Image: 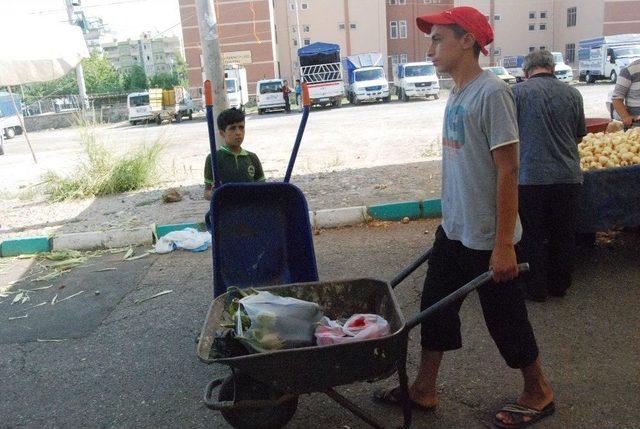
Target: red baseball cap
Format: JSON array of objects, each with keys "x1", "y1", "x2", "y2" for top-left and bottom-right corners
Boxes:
[{"x1": 416, "y1": 6, "x2": 494, "y2": 56}]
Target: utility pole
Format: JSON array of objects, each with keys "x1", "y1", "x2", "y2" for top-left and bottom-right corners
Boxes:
[
  {"x1": 63, "y1": 0, "x2": 89, "y2": 116},
  {"x1": 489, "y1": 0, "x2": 495, "y2": 66},
  {"x1": 196, "y1": 0, "x2": 229, "y2": 143}
]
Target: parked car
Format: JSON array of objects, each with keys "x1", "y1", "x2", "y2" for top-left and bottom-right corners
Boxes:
[
  {"x1": 483, "y1": 66, "x2": 517, "y2": 85},
  {"x1": 256, "y1": 79, "x2": 286, "y2": 115}
]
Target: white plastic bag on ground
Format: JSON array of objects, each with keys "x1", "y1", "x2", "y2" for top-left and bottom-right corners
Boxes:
[
  {"x1": 315, "y1": 314, "x2": 390, "y2": 346},
  {"x1": 236, "y1": 291, "x2": 323, "y2": 352},
  {"x1": 154, "y1": 228, "x2": 211, "y2": 254}
]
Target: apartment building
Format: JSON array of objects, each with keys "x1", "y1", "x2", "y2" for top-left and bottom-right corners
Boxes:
[
  {"x1": 274, "y1": 0, "x2": 388, "y2": 83},
  {"x1": 178, "y1": 0, "x2": 278, "y2": 98},
  {"x1": 385, "y1": 0, "x2": 453, "y2": 76},
  {"x1": 102, "y1": 33, "x2": 182, "y2": 76},
  {"x1": 455, "y1": 0, "x2": 640, "y2": 66}
]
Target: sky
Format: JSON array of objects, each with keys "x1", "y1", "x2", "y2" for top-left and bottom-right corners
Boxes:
[{"x1": 4, "y1": 0, "x2": 182, "y2": 41}]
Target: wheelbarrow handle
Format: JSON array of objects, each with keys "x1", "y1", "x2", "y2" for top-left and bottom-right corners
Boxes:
[
  {"x1": 405, "y1": 263, "x2": 529, "y2": 331},
  {"x1": 204, "y1": 378, "x2": 236, "y2": 410},
  {"x1": 389, "y1": 248, "x2": 433, "y2": 289},
  {"x1": 204, "y1": 80, "x2": 220, "y2": 188}
]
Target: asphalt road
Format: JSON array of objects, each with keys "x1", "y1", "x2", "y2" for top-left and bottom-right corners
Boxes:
[{"x1": 1, "y1": 220, "x2": 638, "y2": 428}]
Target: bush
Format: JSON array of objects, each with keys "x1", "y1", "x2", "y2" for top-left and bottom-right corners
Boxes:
[{"x1": 43, "y1": 126, "x2": 163, "y2": 201}]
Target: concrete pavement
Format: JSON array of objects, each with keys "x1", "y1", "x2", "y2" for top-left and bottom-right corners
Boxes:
[{"x1": 1, "y1": 220, "x2": 638, "y2": 428}]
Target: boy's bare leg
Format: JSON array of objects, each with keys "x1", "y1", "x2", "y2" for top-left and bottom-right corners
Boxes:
[
  {"x1": 409, "y1": 350, "x2": 443, "y2": 407},
  {"x1": 495, "y1": 357, "x2": 554, "y2": 425}
]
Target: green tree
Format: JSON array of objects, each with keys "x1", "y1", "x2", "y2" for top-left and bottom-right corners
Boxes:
[
  {"x1": 173, "y1": 53, "x2": 189, "y2": 88},
  {"x1": 81, "y1": 50, "x2": 122, "y2": 94},
  {"x1": 149, "y1": 72, "x2": 179, "y2": 90},
  {"x1": 122, "y1": 65, "x2": 148, "y2": 91}
]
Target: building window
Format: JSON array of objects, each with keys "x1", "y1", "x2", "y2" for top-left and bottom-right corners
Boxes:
[
  {"x1": 350, "y1": 23, "x2": 357, "y2": 29},
  {"x1": 293, "y1": 39, "x2": 298, "y2": 46},
  {"x1": 566, "y1": 43, "x2": 576, "y2": 63},
  {"x1": 399, "y1": 20, "x2": 408, "y2": 38},
  {"x1": 529, "y1": 46, "x2": 535, "y2": 52},
  {"x1": 400, "y1": 53, "x2": 408, "y2": 63},
  {"x1": 529, "y1": 11, "x2": 536, "y2": 19},
  {"x1": 303, "y1": 38, "x2": 311, "y2": 46},
  {"x1": 389, "y1": 0, "x2": 396, "y2": 4},
  {"x1": 292, "y1": 25, "x2": 297, "y2": 33},
  {"x1": 301, "y1": 2, "x2": 308, "y2": 10},
  {"x1": 567, "y1": 7, "x2": 576, "y2": 27},
  {"x1": 398, "y1": 0, "x2": 406, "y2": 4},
  {"x1": 390, "y1": 21, "x2": 398, "y2": 39},
  {"x1": 494, "y1": 15, "x2": 501, "y2": 21},
  {"x1": 493, "y1": 47, "x2": 502, "y2": 56},
  {"x1": 289, "y1": 2, "x2": 295, "y2": 11},
  {"x1": 303, "y1": 25, "x2": 310, "y2": 32},
  {"x1": 338, "y1": 23, "x2": 345, "y2": 30},
  {"x1": 540, "y1": 11, "x2": 547, "y2": 19},
  {"x1": 390, "y1": 54, "x2": 398, "y2": 65},
  {"x1": 528, "y1": 24, "x2": 535, "y2": 31},
  {"x1": 539, "y1": 23, "x2": 547, "y2": 30},
  {"x1": 540, "y1": 46, "x2": 546, "y2": 50}
]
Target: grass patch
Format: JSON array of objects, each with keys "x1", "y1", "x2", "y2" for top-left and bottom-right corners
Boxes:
[{"x1": 42, "y1": 125, "x2": 163, "y2": 201}]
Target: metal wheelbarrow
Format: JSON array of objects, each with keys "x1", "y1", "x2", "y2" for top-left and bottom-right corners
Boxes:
[
  {"x1": 203, "y1": 81, "x2": 318, "y2": 297},
  {"x1": 196, "y1": 247, "x2": 529, "y2": 428}
]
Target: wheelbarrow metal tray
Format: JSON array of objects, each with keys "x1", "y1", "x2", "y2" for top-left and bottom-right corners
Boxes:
[
  {"x1": 210, "y1": 182, "x2": 319, "y2": 296},
  {"x1": 197, "y1": 278, "x2": 406, "y2": 395}
]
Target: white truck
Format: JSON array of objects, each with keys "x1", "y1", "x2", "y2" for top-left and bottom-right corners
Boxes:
[
  {"x1": 579, "y1": 34, "x2": 640, "y2": 84},
  {"x1": 551, "y1": 52, "x2": 574, "y2": 83},
  {"x1": 0, "y1": 91, "x2": 23, "y2": 139},
  {"x1": 394, "y1": 62, "x2": 440, "y2": 101},
  {"x1": 128, "y1": 86, "x2": 196, "y2": 125},
  {"x1": 297, "y1": 42, "x2": 345, "y2": 108},
  {"x1": 343, "y1": 53, "x2": 390, "y2": 105},
  {"x1": 502, "y1": 55, "x2": 526, "y2": 82},
  {"x1": 225, "y1": 64, "x2": 249, "y2": 111}
]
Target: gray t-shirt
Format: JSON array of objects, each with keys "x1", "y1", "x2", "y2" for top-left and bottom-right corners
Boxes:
[
  {"x1": 612, "y1": 58, "x2": 640, "y2": 117},
  {"x1": 441, "y1": 70, "x2": 522, "y2": 251},
  {"x1": 512, "y1": 74, "x2": 586, "y2": 185}
]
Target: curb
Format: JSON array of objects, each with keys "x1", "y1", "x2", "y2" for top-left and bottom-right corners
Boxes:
[{"x1": 0, "y1": 198, "x2": 442, "y2": 256}]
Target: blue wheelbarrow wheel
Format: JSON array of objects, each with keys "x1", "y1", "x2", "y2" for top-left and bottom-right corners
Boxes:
[{"x1": 219, "y1": 374, "x2": 298, "y2": 429}]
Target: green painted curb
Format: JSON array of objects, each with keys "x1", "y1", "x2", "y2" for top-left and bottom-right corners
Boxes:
[
  {"x1": 0, "y1": 236, "x2": 51, "y2": 257},
  {"x1": 368, "y1": 201, "x2": 422, "y2": 221},
  {"x1": 422, "y1": 198, "x2": 442, "y2": 218},
  {"x1": 155, "y1": 222, "x2": 205, "y2": 239},
  {"x1": 367, "y1": 199, "x2": 442, "y2": 221}
]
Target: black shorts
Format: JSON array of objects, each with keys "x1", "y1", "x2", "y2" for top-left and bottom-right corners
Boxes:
[{"x1": 420, "y1": 226, "x2": 539, "y2": 369}]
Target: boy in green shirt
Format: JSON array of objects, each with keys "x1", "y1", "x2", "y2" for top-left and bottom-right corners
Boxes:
[{"x1": 203, "y1": 107, "x2": 265, "y2": 201}]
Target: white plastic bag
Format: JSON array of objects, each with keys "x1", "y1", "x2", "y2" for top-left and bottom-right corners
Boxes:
[
  {"x1": 154, "y1": 228, "x2": 211, "y2": 254},
  {"x1": 236, "y1": 291, "x2": 323, "y2": 352},
  {"x1": 315, "y1": 314, "x2": 390, "y2": 346}
]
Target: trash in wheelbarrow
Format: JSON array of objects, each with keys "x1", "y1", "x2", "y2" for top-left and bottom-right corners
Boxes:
[{"x1": 235, "y1": 290, "x2": 323, "y2": 352}]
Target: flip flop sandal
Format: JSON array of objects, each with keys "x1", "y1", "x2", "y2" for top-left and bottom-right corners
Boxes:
[
  {"x1": 492, "y1": 401, "x2": 556, "y2": 429},
  {"x1": 373, "y1": 386, "x2": 437, "y2": 412}
]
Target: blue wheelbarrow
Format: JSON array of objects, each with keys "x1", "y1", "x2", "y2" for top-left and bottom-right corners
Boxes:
[{"x1": 203, "y1": 81, "x2": 318, "y2": 297}]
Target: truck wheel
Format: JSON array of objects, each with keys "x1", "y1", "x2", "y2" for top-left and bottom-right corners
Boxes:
[
  {"x1": 176, "y1": 114, "x2": 182, "y2": 123},
  {"x1": 129, "y1": 120, "x2": 137, "y2": 126},
  {"x1": 384, "y1": 94, "x2": 391, "y2": 103},
  {"x1": 258, "y1": 108, "x2": 264, "y2": 115},
  {"x1": 352, "y1": 95, "x2": 359, "y2": 106},
  {"x1": 4, "y1": 127, "x2": 15, "y2": 139},
  {"x1": 610, "y1": 70, "x2": 617, "y2": 84},
  {"x1": 155, "y1": 116, "x2": 162, "y2": 125},
  {"x1": 333, "y1": 98, "x2": 342, "y2": 108},
  {"x1": 586, "y1": 72, "x2": 594, "y2": 84},
  {"x1": 188, "y1": 110, "x2": 194, "y2": 120}
]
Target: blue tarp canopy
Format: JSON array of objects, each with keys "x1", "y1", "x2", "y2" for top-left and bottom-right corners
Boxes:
[{"x1": 297, "y1": 42, "x2": 340, "y2": 57}]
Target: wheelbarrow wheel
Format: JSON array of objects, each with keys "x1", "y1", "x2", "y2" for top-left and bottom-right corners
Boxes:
[{"x1": 219, "y1": 374, "x2": 298, "y2": 429}]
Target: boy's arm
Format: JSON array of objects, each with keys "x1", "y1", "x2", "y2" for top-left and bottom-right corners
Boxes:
[
  {"x1": 483, "y1": 88, "x2": 520, "y2": 283},
  {"x1": 491, "y1": 144, "x2": 519, "y2": 283},
  {"x1": 253, "y1": 155, "x2": 266, "y2": 182},
  {"x1": 612, "y1": 67, "x2": 635, "y2": 126}
]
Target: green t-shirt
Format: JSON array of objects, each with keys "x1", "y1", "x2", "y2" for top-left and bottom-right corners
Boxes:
[{"x1": 204, "y1": 146, "x2": 266, "y2": 186}]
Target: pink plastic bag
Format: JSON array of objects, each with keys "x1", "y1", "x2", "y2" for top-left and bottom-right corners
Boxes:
[{"x1": 315, "y1": 314, "x2": 390, "y2": 346}]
